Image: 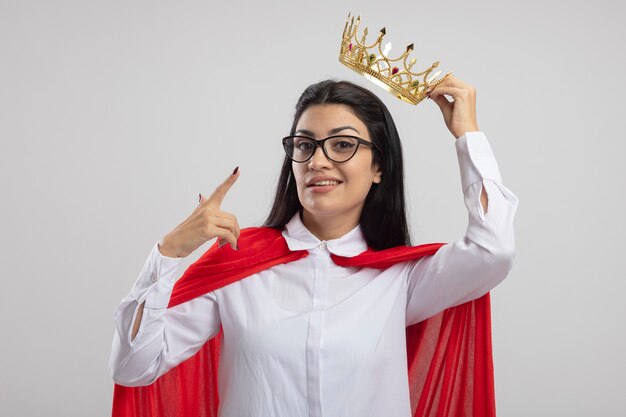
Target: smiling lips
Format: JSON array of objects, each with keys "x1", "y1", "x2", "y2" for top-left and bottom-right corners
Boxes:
[
  {"x1": 309, "y1": 180, "x2": 341, "y2": 187},
  {"x1": 306, "y1": 177, "x2": 343, "y2": 187},
  {"x1": 305, "y1": 178, "x2": 343, "y2": 194}
]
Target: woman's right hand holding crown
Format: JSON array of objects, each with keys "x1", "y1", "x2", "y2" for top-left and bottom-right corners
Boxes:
[{"x1": 158, "y1": 167, "x2": 241, "y2": 258}]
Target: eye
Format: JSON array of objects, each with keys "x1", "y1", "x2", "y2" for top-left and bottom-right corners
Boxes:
[
  {"x1": 336, "y1": 140, "x2": 355, "y2": 149},
  {"x1": 329, "y1": 137, "x2": 358, "y2": 152},
  {"x1": 295, "y1": 140, "x2": 314, "y2": 151}
]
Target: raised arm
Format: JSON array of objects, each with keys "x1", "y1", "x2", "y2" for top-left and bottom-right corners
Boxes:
[
  {"x1": 405, "y1": 77, "x2": 518, "y2": 325},
  {"x1": 405, "y1": 131, "x2": 518, "y2": 325},
  {"x1": 109, "y1": 168, "x2": 242, "y2": 386}
]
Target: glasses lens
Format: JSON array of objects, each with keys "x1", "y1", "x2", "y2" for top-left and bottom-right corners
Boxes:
[
  {"x1": 283, "y1": 136, "x2": 362, "y2": 162},
  {"x1": 284, "y1": 136, "x2": 316, "y2": 162},
  {"x1": 324, "y1": 136, "x2": 359, "y2": 162}
]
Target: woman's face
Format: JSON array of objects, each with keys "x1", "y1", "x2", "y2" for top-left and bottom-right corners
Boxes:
[{"x1": 292, "y1": 104, "x2": 382, "y2": 227}]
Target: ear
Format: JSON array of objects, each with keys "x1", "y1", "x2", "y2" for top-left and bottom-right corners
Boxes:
[{"x1": 372, "y1": 163, "x2": 382, "y2": 184}]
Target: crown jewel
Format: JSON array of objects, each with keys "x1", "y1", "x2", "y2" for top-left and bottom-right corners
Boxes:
[{"x1": 339, "y1": 13, "x2": 452, "y2": 105}]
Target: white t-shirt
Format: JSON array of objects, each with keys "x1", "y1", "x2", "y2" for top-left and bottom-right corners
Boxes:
[{"x1": 109, "y1": 132, "x2": 519, "y2": 417}]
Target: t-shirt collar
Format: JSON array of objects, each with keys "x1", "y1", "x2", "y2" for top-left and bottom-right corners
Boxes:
[{"x1": 282, "y1": 211, "x2": 368, "y2": 257}]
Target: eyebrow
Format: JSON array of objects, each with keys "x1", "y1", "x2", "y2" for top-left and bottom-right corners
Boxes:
[{"x1": 295, "y1": 125, "x2": 361, "y2": 137}]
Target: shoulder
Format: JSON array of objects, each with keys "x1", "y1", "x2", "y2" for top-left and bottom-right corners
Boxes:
[
  {"x1": 333, "y1": 242, "x2": 445, "y2": 269},
  {"x1": 236, "y1": 226, "x2": 285, "y2": 247},
  {"x1": 207, "y1": 225, "x2": 301, "y2": 261}
]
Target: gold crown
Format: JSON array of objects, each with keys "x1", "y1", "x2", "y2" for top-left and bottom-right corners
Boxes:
[{"x1": 339, "y1": 13, "x2": 452, "y2": 105}]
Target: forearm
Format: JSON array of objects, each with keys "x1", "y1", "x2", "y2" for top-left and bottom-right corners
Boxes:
[
  {"x1": 131, "y1": 302, "x2": 145, "y2": 341},
  {"x1": 480, "y1": 183, "x2": 488, "y2": 213}
]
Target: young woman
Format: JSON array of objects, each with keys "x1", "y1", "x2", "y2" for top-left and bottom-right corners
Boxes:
[{"x1": 109, "y1": 76, "x2": 518, "y2": 417}]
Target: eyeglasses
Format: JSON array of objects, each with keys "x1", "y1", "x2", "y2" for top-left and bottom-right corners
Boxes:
[{"x1": 282, "y1": 135, "x2": 377, "y2": 163}]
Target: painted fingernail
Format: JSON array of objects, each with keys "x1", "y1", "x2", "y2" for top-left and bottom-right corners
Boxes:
[
  {"x1": 232, "y1": 166, "x2": 239, "y2": 175},
  {"x1": 199, "y1": 193, "x2": 202, "y2": 202},
  {"x1": 236, "y1": 244, "x2": 240, "y2": 251},
  {"x1": 218, "y1": 238, "x2": 227, "y2": 247}
]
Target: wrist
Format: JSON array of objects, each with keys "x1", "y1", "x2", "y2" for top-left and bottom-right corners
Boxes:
[
  {"x1": 454, "y1": 126, "x2": 480, "y2": 140},
  {"x1": 158, "y1": 237, "x2": 182, "y2": 258}
]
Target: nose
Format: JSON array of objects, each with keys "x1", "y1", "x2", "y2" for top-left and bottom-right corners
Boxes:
[{"x1": 308, "y1": 144, "x2": 333, "y2": 170}]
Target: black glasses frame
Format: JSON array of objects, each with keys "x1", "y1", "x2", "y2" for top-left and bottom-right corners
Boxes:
[{"x1": 282, "y1": 134, "x2": 377, "y2": 163}]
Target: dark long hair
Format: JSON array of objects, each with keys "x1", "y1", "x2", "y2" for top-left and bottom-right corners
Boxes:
[{"x1": 263, "y1": 79, "x2": 411, "y2": 250}]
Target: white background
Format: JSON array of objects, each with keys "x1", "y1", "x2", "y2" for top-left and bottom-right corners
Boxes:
[{"x1": 1, "y1": 0, "x2": 624, "y2": 416}]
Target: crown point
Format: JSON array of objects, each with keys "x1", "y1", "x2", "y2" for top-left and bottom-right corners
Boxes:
[
  {"x1": 433, "y1": 61, "x2": 440, "y2": 68},
  {"x1": 410, "y1": 58, "x2": 417, "y2": 66},
  {"x1": 363, "y1": 27, "x2": 368, "y2": 36},
  {"x1": 380, "y1": 27, "x2": 386, "y2": 35},
  {"x1": 426, "y1": 70, "x2": 442, "y2": 83},
  {"x1": 407, "y1": 43, "x2": 414, "y2": 51}
]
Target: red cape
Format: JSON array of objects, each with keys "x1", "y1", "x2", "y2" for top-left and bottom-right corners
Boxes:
[{"x1": 112, "y1": 227, "x2": 495, "y2": 417}]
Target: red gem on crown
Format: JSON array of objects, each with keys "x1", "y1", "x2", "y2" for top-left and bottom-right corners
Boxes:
[{"x1": 391, "y1": 67, "x2": 399, "y2": 75}]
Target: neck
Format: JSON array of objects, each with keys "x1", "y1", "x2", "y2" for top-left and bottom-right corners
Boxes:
[{"x1": 300, "y1": 209, "x2": 361, "y2": 241}]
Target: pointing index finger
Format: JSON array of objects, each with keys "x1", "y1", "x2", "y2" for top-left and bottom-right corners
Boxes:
[{"x1": 206, "y1": 167, "x2": 240, "y2": 208}]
